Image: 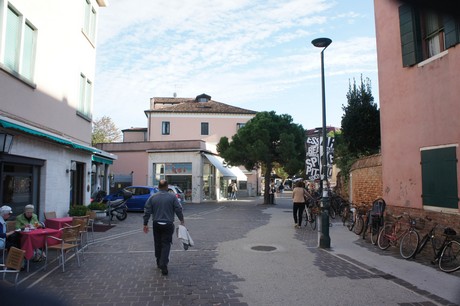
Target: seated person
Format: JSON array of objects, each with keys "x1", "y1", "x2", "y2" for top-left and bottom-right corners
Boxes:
[
  {"x1": 0, "y1": 205, "x2": 20, "y2": 251},
  {"x1": 15, "y1": 204, "x2": 45, "y2": 261},
  {"x1": 15, "y1": 204, "x2": 42, "y2": 230}
]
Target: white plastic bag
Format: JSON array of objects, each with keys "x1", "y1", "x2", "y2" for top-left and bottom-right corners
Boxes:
[{"x1": 176, "y1": 224, "x2": 194, "y2": 250}]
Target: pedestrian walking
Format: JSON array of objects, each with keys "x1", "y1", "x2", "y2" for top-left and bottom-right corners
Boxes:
[
  {"x1": 292, "y1": 181, "x2": 309, "y2": 228},
  {"x1": 143, "y1": 180, "x2": 184, "y2": 276},
  {"x1": 269, "y1": 182, "x2": 276, "y2": 204},
  {"x1": 231, "y1": 182, "x2": 238, "y2": 200},
  {"x1": 227, "y1": 184, "x2": 233, "y2": 200}
]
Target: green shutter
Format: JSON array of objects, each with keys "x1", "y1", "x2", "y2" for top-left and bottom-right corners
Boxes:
[
  {"x1": 399, "y1": 4, "x2": 422, "y2": 67},
  {"x1": 444, "y1": 15, "x2": 460, "y2": 49},
  {"x1": 421, "y1": 147, "x2": 458, "y2": 209}
]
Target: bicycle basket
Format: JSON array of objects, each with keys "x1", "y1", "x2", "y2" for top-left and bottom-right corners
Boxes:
[
  {"x1": 414, "y1": 218, "x2": 425, "y2": 230},
  {"x1": 444, "y1": 227, "x2": 457, "y2": 236}
]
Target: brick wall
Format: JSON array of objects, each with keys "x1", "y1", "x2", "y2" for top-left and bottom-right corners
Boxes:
[
  {"x1": 348, "y1": 154, "x2": 460, "y2": 243},
  {"x1": 350, "y1": 154, "x2": 383, "y2": 204}
]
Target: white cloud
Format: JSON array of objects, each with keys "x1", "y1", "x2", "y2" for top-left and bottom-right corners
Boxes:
[{"x1": 93, "y1": 0, "x2": 378, "y2": 130}]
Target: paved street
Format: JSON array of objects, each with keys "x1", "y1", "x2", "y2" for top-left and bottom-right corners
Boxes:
[{"x1": 11, "y1": 193, "x2": 460, "y2": 306}]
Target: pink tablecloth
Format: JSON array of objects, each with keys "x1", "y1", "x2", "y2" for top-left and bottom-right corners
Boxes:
[
  {"x1": 20, "y1": 228, "x2": 61, "y2": 260},
  {"x1": 45, "y1": 217, "x2": 73, "y2": 229}
]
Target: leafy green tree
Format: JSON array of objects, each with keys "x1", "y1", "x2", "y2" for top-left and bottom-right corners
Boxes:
[
  {"x1": 92, "y1": 116, "x2": 121, "y2": 145},
  {"x1": 336, "y1": 76, "x2": 380, "y2": 182},
  {"x1": 217, "y1": 111, "x2": 305, "y2": 204}
]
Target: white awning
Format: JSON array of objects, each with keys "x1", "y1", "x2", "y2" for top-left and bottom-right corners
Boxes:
[{"x1": 203, "y1": 154, "x2": 247, "y2": 181}]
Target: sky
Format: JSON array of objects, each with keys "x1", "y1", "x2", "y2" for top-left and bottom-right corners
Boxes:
[{"x1": 93, "y1": 0, "x2": 378, "y2": 132}]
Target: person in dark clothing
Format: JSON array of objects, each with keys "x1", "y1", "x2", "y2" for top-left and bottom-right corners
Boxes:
[
  {"x1": 227, "y1": 184, "x2": 233, "y2": 200},
  {"x1": 143, "y1": 180, "x2": 184, "y2": 276}
]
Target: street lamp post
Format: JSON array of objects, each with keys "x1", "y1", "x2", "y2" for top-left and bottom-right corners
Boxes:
[{"x1": 312, "y1": 37, "x2": 332, "y2": 249}]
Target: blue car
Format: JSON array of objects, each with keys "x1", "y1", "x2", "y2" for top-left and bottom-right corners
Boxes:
[{"x1": 104, "y1": 186, "x2": 158, "y2": 211}]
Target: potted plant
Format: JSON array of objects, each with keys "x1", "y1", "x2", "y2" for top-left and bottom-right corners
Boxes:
[
  {"x1": 68, "y1": 205, "x2": 90, "y2": 217},
  {"x1": 88, "y1": 201, "x2": 107, "y2": 219}
]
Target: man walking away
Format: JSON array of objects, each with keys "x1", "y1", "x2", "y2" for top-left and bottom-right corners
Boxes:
[{"x1": 143, "y1": 180, "x2": 184, "y2": 276}]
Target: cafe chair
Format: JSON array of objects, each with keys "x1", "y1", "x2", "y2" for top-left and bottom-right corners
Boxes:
[
  {"x1": 1, "y1": 221, "x2": 17, "y2": 264},
  {"x1": 0, "y1": 239, "x2": 5, "y2": 264},
  {"x1": 44, "y1": 211, "x2": 57, "y2": 220},
  {"x1": 45, "y1": 225, "x2": 81, "y2": 272},
  {"x1": 87, "y1": 211, "x2": 96, "y2": 243},
  {"x1": 0, "y1": 247, "x2": 25, "y2": 287},
  {"x1": 72, "y1": 216, "x2": 89, "y2": 252},
  {"x1": 6, "y1": 221, "x2": 16, "y2": 232}
]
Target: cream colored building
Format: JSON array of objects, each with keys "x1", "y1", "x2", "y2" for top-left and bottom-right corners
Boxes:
[
  {"x1": 98, "y1": 94, "x2": 260, "y2": 203},
  {"x1": 0, "y1": 0, "x2": 114, "y2": 218}
]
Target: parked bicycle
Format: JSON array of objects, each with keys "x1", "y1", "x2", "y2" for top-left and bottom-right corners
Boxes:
[
  {"x1": 362, "y1": 197, "x2": 386, "y2": 245},
  {"x1": 330, "y1": 193, "x2": 349, "y2": 218},
  {"x1": 411, "y1": 217, "x2": 442, "y2": 260},
  {"x1": 413, "y1": 222, "x2": 460, "y2": 273},
  {"x1": 437, "y1": 228, "x2": 460, "y2": 273},
  {"x1": 303, "y1": 200, "x2": 319, "y2": 230},
  {"x1": 344, "y1": 203, "x2": 369, "y2": 236},
  {"x1": 377, "y1": 213, "x2": 421, "y2": 259}
]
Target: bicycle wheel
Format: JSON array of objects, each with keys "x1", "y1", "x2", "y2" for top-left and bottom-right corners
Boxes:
[
  {"x1": 439, "y1": 240, "x2": 460, "y2": 273},
  {"x1": 345, "y1": 209, "x2": 354, "y2": 231},
  {"x1": 329, "y1": 207, "x2": 336, "y2": 219},
  {"x1": 378, "y1": 224, "x2": 392, "y2": 250},
  {"x1": 400, "y1": 230, "x2": 419, "y2": 259},
  {"x1": 370, "y1": 223, "x2": 380, "y2": 245},
  {"x1": 302, "y1": 208, "x2": 308, "y2": 227},
  {"x1": 353, "y1": 216, "x2": 364, "y2": 235},
  {"x1": 309, "y1": 211, "x2": 317, "y2": 230}
]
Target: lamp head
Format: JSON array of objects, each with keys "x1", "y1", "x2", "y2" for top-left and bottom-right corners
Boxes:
[{"x1": 311, "y1": 37, "x2": 332, "y2": 48}]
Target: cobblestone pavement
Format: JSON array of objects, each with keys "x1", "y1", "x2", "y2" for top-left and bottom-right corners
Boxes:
[{"x1": 10, "y1": 194, "x2": 460, "y2": 306}]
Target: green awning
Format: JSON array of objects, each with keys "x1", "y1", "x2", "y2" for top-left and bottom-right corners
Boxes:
[
  {"x1": 92, "y1": 155, "x2": 113, "y2": 165},
  {"x1": 0, "y1": 119, "x2": 98, "y2": 154}
]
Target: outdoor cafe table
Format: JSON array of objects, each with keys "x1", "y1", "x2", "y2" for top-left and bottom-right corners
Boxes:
[
  {"x1": 45, "y1": 217, "x2": 73, "y2": 230},
  {"x1": 20, "y1": 228, "x2": 61, "y2": 261}
]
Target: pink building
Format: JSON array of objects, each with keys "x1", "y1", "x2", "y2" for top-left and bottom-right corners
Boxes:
[
  {"x1": 98, "y1": 94, "x2": 260, "y2": 203},
  {"x1": 374, "y1": 1, "x2": 460, "y2": 215}
]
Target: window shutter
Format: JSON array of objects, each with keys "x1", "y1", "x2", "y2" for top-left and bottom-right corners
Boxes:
[
  {"x1": 421, "y1": 147, "x2": 458, "y2": 209},
  {"x1": 399, "y1": 4, "x2": 422, "y2": 67},
  {"x1": 444, "y1": 15, "x2": 460, "y2": 49}
]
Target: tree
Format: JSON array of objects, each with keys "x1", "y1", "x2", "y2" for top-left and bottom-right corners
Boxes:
[
  {"x1": 335, "y1": 76, "x2": 380, "y2": 182},
  {"x1": 217, "y1": 111, "x2": 305, "y2": 204},
  {"x1": 92, "y1": 116, "x2": 121, "y2": 145}
]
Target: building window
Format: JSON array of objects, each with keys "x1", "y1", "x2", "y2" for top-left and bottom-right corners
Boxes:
[
  {"x1": 83, "y1": 0, "x2": 97, "y2": 42},
  {"x1": 399, "y1": 4, "x2": 460, "y2": 66},
  {"x1": 162, "y1": 121, "x2": 170, "y2": 135},
  {"x1": 79, "y1": 73, "x2": 92, "y2": 119},
  {"x1": 424, "y1": 11, "x2": 444, "y2": 58},
  {"x1": 201, "y1": 122, "x2": 209, "y2": 135},
  {"x1": 237, "y1": 123, "x2": 245, "y2": 130},
  {"x1": 421, "y1": 146, "x2": 458, "y2": 209},
  {"x1": 2, "y1": 4, "x2": 37, "y2": 81}
]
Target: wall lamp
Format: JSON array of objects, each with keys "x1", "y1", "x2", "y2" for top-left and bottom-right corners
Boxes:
[{"x1": 0, "y1": 133, "x2": 14, "y2": 153}]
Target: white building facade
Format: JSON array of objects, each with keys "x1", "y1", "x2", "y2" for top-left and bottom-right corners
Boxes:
[{"x1": 0, "y1": 0, "x2": 114, "y2": 218}]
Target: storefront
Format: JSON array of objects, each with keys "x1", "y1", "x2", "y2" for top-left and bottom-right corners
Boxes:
[
  {"x1": 0, "y1": 117, "x2": 116, "y2": 218},
  {"x1": 149, "y1": 151, "x2": 247, "y2": 203}
]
